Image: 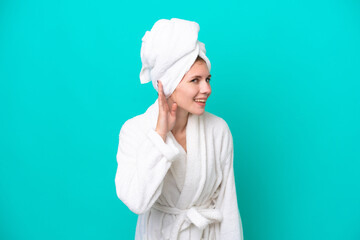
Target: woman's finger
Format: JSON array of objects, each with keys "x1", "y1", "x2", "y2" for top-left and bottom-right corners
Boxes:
[
  {"x1": 158, "y1": 80, "x2": 164, "y2": 109},
  {"x1": 158, "y1": 80, "x2": 168, "y2": 112},
  {"x1": 170, "y1": 102, "x2": 177, "y2": 118}
]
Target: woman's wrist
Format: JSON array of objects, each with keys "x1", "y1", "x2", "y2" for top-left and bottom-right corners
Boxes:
[{"x1": 155, "y1": 129, "x2": 167, "y2": 142}]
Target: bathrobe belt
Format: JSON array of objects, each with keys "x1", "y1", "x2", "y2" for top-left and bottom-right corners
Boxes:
[{"x1": 152, "y1": 202, "x2": 223, "y2": 240}]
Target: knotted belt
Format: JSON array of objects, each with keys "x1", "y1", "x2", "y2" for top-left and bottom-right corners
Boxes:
[{"x1": 152, "y1": 202, "x2": 223, "y2": 240}]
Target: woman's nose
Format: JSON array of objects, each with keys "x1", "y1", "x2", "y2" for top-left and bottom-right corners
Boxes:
[{"x1": 200, "y1": 81, "x2": 211, "y2": 94}]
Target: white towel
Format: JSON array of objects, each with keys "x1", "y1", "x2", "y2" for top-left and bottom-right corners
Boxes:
[{"x1": 139, "y1": 18, "x2": 211, "y2": 98}]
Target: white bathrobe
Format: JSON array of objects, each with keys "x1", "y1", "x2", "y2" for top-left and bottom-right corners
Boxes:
[{"x1": 115, "y1": 100, "x2": 243, "y2": 240}]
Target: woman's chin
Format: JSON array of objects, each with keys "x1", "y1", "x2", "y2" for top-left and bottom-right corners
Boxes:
[{"x1": 190, "y1": 109, "x2": 206, "y2": 115}]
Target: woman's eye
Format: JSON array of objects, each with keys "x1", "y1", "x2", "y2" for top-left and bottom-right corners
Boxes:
[
  {"x1": 191, "y1": 79, "x2": 198, "y2": 82},
  {"x1": 206, "y1": 78, "x2": 211, "y2": 82}
]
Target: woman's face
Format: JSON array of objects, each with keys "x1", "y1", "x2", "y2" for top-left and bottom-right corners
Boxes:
[{"x1": 169, "y1": 59, "x2": 212, "y2": 115}]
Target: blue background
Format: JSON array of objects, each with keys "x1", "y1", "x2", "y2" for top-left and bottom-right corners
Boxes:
[{"x1": 1, "y1": 0, "x2": 360, "y2": 239}]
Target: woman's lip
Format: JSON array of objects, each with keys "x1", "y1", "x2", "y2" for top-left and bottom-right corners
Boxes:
[
  {"x1": 195, "y1": 101, "x2": 206, "y2": 107},
  {"x1": 194, "y1": 97, "x2": 207, "y2": 107}
]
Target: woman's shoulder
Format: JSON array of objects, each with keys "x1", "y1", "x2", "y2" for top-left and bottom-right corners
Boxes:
[
  {"x1": 203, "y1": 112, "x2": 232, "y2": 137},
  {"x1": 203, "y1": 112, "x2": 233, "y2": 156},
  {"x1": 120, "y1": 101, "x2": 158, "y2": 133},
  {"x1": 121, "y1": 113, "x2": 151, "y2": 134},
  {"x1": 203, "y1": 112, "x2": 230, "y2": 130}
]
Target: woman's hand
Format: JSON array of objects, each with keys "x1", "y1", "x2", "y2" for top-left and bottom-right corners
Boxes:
[{"x1": 155, "y1": 80, "x2": 177, "y2": 141}]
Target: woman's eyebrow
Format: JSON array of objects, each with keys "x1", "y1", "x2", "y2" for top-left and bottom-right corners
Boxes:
[{"x1": 190, "y1": 74, "x2": 212, "y2": 78}]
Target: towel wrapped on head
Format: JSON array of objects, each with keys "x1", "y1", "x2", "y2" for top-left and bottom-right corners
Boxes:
[{"x1": 139, "y1": 18, "x2": 211, "y2": 98}]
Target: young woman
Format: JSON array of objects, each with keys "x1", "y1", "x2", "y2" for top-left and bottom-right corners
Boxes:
[{"x1": 115, "y1": 18, "x2": 244, "y2": 240}]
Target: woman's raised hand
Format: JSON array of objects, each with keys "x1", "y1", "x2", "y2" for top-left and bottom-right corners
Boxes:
[{"x1": 155, "y1": 80, "x2": 177, "y2": 141}]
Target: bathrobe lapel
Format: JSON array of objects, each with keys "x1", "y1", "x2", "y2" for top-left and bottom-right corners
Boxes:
[{"x1": 176, "y1": 113, "x2": 207, "y2": 209}]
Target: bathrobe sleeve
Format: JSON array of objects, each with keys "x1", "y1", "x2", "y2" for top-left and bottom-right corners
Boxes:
[
  {"x1": 217, "y1": 123, "x2": 244, "y2": 240},
  {"x1": 115, "y1": 118, "x2": 180, "y2": 214}
]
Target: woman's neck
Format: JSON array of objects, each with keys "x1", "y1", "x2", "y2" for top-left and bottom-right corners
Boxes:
[
  {"x1": 167, "y1": 97, "x2": 188, "y2": 135},
  {"x1": 172, "y1": 107, "x2": 189, "y2": 135}
]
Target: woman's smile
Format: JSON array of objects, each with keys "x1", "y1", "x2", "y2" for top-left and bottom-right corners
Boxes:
[{"x1": 194, "y1": 98, "x2": 207, "y2": 107}]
